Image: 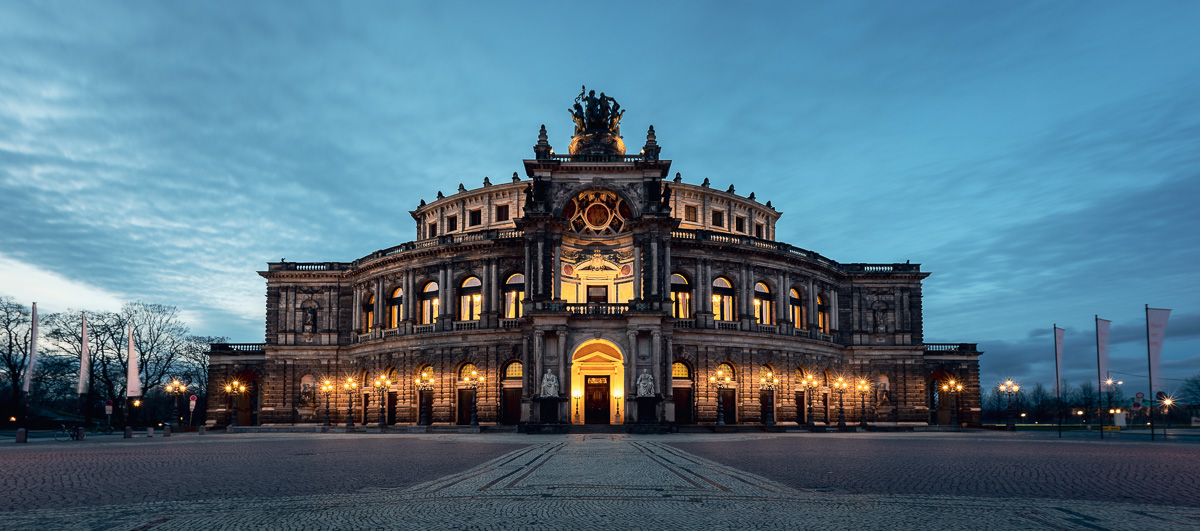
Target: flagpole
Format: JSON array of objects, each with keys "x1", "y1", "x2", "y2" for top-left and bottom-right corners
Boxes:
[
  {"x1": 1145, "y1": 304, "x2": 1155, "y2": 441},
  {"x1": 1096, "y1": 315, "x2": 1103, "y2": 440},
  {"x1": 1055, "y1": 323, "x2": 1061, "y2": 439},
  {"x1": 78, "y1": 312, "x2": 91, "y2": 427}
]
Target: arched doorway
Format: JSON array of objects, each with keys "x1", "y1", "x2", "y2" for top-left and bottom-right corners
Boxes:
[
  {"x1": 570, "y1": 339, "x2": 625, "y2": 425},
  {"x1": 927, "y1": 370, "x2": 953, "y2": 425},
  {"x1": 230, "y1": 370, "x2": 261, "y2": 426}
]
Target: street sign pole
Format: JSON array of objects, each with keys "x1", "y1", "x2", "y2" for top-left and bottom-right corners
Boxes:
[{"x1": 188, "y1": 395, "x2": 197, "y2": 427}]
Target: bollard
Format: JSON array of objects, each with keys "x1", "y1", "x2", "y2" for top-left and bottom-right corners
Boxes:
[
  {"x1": 15, "y1": 428, "x2": 27, "y2": 443},
  {"x1": 163, "y1": 425, "x2": 171, "y2": 437},
  {"x1": 146, "y1": 427, "x2": 154, "y2": 438},
  {"x1": 77, "y1": 427, "x2": 86, "y2": 440},
  {"x1": 124, "y1": 426, "x2": 133, "y2": 438},
  {"x1": 198, "y1": 426, "x2": 206, "y2": 435}
]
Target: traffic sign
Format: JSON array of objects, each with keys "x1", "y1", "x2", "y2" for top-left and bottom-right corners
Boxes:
[
  {"x1": 105, "y1": 404, "x2": 113, "y2": 415},
  {"x1": 104, "y1": 399, "x2": 113, "y2": 406},
  {"x1": 190, "y1": 395, "x2": 198, "y2": 401},
  {"x1": 1136, "y1": 392, "x2": 1145, "y2": 400},
  {"x1": 189, "y1": 400, "x2": 196, "y2": 411}
]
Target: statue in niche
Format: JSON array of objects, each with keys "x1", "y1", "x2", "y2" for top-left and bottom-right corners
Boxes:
[
  {"x1": 872, "y1": 301, "x2": 888, "y2": 333},
  {"x1": 636, "y1": 369, "x2": 654, "y2": 397},
  {"x1": 660, "y1": 182, "x2": 672, "y2": 210},
  {"x1": 540, "y1": 370, "x2": 559, "y2": 397},
  {"x1": 523, "y1": 183, "x2": 534, "y2": 209},
  {"x1": 303, "y1": 308, "x2": 316, "y2": 333}
]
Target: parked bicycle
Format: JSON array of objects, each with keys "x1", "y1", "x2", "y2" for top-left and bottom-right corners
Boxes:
[{"x1": 53, "y1": 424, "x2": 80, "y2": 442}]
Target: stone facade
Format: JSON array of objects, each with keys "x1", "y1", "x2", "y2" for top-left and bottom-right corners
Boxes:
[{"x1": 207, "y1": 106, "x2": 982, "y2": 430}]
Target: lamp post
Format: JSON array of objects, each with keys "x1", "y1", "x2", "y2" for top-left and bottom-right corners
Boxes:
[
  {"x1": 415, "y1": 371, "x2": 434, "y2": 426},
  {"x1": 709, "y1": 368, "x2": 733, "y2": 426},
  {"x1": 759, "y1": 371, "x2": 778, "y2": 426},
  {"x1": 1101, "y1": 378, "x2": 1121, "y2": 438},
  {"x1": 571, "y1": 389, "x2": 582, "y2": 423},
  {"x1": 941, "y1": 379, "x2": 963, "y2": 427},
  {"x1": 164, "y1": 379, "x2": 187, "y2": 427},
  {"x1": 1163, "y1": 398, "x2": 1173, "y2": 433},
  {"x1": 463, "y1": 370, "x2": 483, "y2": 426},
  {"x1": 224, "y1": 380, "x2": 245, "y2": 427},
  {"x1": 343, "y1": 377, "x2": 358, "y2": 428},
  {"x1": 832, "y1": 377, "x2": 848, "y2": 429},
  {"x1": 800, "y1": 374, "x2": 819, "y2": 431},
  {"x1": 373, "y1": 375, "x2": 392, "y2": 429},
  {"x1": 999, "y1": 380, "x2": 1019, "y2": 431},
  {"x1": 856, "y1": 378, "x2": 871, "y2": 430},
  {"x1": 613, "y1": 390, "x2": 623, "y2": 423},
  {"x1": 320, "y1": 380, "x2": 334, "y2": 427}
]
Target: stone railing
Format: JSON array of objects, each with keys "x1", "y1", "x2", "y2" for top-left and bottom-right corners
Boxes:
[
  {"x1": 670, "y1": 229, "x2": 921, "y2": 274},
  {"x1": 551, "y1": 154, "x2": 646, "y2": 163},
  {"x1": 500, "y1": 318, "x2": 524, "y2": 329},
  {"x1": 454, "y1": 321, "x2": 479, "y2": 331},
  {"x1": 564, "y1": 303, "x2": 629, "y2": 316},
  {"x1": 924, "y1": 343, "x2": 980, "y2": 353},
  {"x1": 413, "y1": 324, "x2": 436, "y2": 334},
  {"x1": 716, "y1": 321, "x2": 740, "y2": 331},
  {"x1": 268, "y1": 262, "x2": 350, "y2": 272},
  {"x1": 209, "y1": 343, "x2": 266, "y2": 354}
]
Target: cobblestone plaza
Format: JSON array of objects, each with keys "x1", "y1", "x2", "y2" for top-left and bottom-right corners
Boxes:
[{"x1": 2, "y1": 431, "x2": 1198, "y2": 530}]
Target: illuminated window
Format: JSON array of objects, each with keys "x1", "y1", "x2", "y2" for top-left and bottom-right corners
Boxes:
[
  {"x1": 496, "y1": 204, "x2": 510, "y2": 222},
  {"x1": 459, "y1": 363, "x2": 479, "y2": 381},
  {"x1": 684, "y1": 205, "x2": 697, "y2": 222},
  {"x1": 790, "y1": 288, "x2": 806, "y2": 329},
  {"x1": 361, "y1": 294, "x2": 375, "y2": 332},
  {"x1": 817, "y1": 294, "x2": 830, "y2": 334},
  {"x1": 459, "y1": 276, "x2": 482, "y2": 321},
  {"x1": 715, "y1": 362, "x2": 735, "y2": 382},
  {"x1": 753, "y1": 282, "x2": 773, "y2": 325},
  {"x1": 672, "y1": 362, "x2": 691, "y2": 379},
  {"x1": 419, "y1": 282, "x2": 439, "y2": 325},
  {"x1": 670, "y1": 274, "x2": 692, "y2": 319},
  {"x1": 504, "y1": 361, "x2": 523, "y2": 380},
  {"x1": 388, "y1": 287, "x2": 403, "y2": 328},
  {"x1": 503, "y1": 274, "x2": 525, "y2": 319},
  {"x1": 712, "y1": 277, "x2": 735, "y2": 322}
]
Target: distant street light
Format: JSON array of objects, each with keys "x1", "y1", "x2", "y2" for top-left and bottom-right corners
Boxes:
[
  {"x1": 999, "y1": 380, "x2": 1019, "y2": 431},
  {"x1": 710, "y1": 369, "x2": 733, "y2": 427},
  {"x1": 856, "y1": 379, "x2": 871, "y2": 429},
  {"x1": 320, "y1": 380, "x2": 334, "y2": 427},
  {"x1": 759, "y1": 371, "x2": 778, "y2": 426},
  {"x1": 832, "y1": 377, "x2": 849, "y2": 430},
  {"x1": 343, "y1": 377, "x2": 358, "y2": 428},
  {"x1": 941, "y1": 379, "x2": 963, "y2": 427},
  {"x1": 224, "y1": 380, "x2": 245, "y2": 427},
  {"x1": 373, "y1": 375, "x2": 392, "y2": 429},
  {"x1": 800, "y1": 374, "x2": 820, "y2": 431},
  {"x1": 416, "y1": 370, "x2": 435, "y2": 426},
  {"x1": 463, "y1": 370, "x2": 483, "y2": 427}
]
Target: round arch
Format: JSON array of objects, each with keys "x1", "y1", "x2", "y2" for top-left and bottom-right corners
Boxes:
[{"x1": 569, "y1": 338, "x2": 626, "y2": 425}]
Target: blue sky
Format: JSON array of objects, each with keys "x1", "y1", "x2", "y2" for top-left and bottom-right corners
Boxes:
[{"x1": 2, "y1": 1, "x2": 1198, "y2": 393}]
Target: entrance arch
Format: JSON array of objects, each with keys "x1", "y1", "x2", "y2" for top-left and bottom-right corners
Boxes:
[{"x1": 570, "y1": 339, "x2": 625, "y2": 425}]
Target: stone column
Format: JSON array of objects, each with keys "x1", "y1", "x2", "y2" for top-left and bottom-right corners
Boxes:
[
  {"x1": 633, "y1": 242, "x2": 642, "y2": 300},
  {"x1": 626, "y1": 330, "x2": 638, "y2": 403},
  {"x1": 651, "y1": 330, "x2": 663, "y2": 396}
]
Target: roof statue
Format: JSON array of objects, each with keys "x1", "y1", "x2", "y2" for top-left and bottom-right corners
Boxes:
[{"x1": 568, "y1": 85, "x2": 626, "y2": 156}]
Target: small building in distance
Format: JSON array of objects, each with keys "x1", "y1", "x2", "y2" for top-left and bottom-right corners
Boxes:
[{"x1": 208, "y1": 90, "x2": 981, "y2": 430}]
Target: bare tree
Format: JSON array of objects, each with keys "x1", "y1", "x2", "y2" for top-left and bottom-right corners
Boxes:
[
  {"x1": 0, "y1": 297, "x2": 33, "y2": 406},
  {"x1": 1029, "y1": 383, "x2": 1052, "y2": 423},
  {"x1": 125, "y1": 302, "x2": 189, "y2": 395}
]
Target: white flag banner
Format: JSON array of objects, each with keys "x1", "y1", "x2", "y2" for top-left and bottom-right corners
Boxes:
[
  {"x1": 1054, "y1": 326, "x2": 1065, "y2": 398},
  {"x1": 21, "y1": 302, "x2": 38, "y2": 393},
  {"x1": 1146, "y1": 307, "x2": 1170, "y2": 393},
  {"x1": 126, "y1": 323, "x2": 142, "y2": 397},
  {"x1": 1096, "y1": 317, "x2": 1111, "y2": 389},
  {"x1": 77, "y1": 312, "x2": 90, "y2": 395}
]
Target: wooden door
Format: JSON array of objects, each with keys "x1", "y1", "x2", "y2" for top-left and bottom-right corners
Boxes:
[
  {"x1": 386, "y1": 391, "x2": 397, "y2": 425},
  {"x1": 719, "y1": 389, "x2": 737, "y2": 424},
  {"x1": 673, "y1": 387, "x2": 693, "y2": 424},
  {"x1": 457, "y1": 389, "x2": 475, "y2": 425},
  {"x1": 418, "y1": 390, "x2": 432, "y2": 425},
  {"x1": 584, "y1": 376, "x2": 610, "y2": 424},
  {"x1": 501, "y1": 388, "x2": 522, "y2": 425}
]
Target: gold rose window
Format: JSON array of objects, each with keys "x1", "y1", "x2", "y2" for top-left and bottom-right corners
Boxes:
[{"x1": 562, "y1": 190, "x2": 632, "y2": 235}]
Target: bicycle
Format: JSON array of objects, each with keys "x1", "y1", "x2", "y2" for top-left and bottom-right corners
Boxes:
[{"x1": 53, "y1": 424, "x2": 80, "y2": 442}]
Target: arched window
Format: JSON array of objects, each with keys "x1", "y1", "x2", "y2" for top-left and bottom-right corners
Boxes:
[
  {"x1": 670, "y1": 274, "x2": 692, "y2": 319},
  {"x1": 712, "y1": 277, "x2": 736, "y2": 322},
  {"x1": 503, "y1": 361, "x2": 523, "y2": 380},
  {"x1": 760, "y1": 365, "x2": 777, "y2": 386},
  {"x1": 361, "y1": 294, "x2": 375, "y2": 332},
  {"x1": 459, "y1": 276, "x2": 482, "y2": 321},
  {"x1": 790, "y1": 288, "x2": 806, "y2": 329},
  {"x1": 419, "y1": 282, "x2": 439, "y2": 325},
  {"x1": 753, "y1": 282, "x2": 773, "y2": 325},
  {"x1": 388, "y1": 287, "x2": 403, "y2": 328},
  {"x1": 503, "y1": 274, "x2": 525, "y2": 319},
  {"x1": 459, "y1": 363, "x2": 479, "y2": 381},
  {"x1": 817, "y1": 294, "x2": 830, "y2": 334},
  {"x1": 714, "y1": 362, "x2": 735, "y2": 383},
  {"x1": 672, "y1": 361, "x2": 691, "y2": 379}
]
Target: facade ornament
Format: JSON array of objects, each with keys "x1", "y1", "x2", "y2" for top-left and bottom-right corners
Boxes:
[
  {"x1": 660, "y1": 182, "x2": 672, "y2": 211},
  {"x1": 458, "y1": 183, "x2": 467, "y2": 193},
  {"x1": 568, "y1": 86, "x2": 626, "y2": 155},
  {"x1": 437, "y1": 191, "x2": 444, "y2": 199},
  {"x1": 419, "y1": 199, "x2": 426, "y2": 207},
  {"x1": 534, "y1": 124, "x2": 553, "y2": 159},
  {"x1": 701, "y1": 178, "x2": 710, "y2": 188},
  {"x1": 512, "y1": 171, "x2": 520, "y2": 182},
  {"x1": 748, "y1": 192, "x2": 755, "y2": 201},
  {"x1": 637, "y1": 369, "x2": 654, "y2": 397},
  {"x1": 726, "y1": 184, "x2": 735, "y2": 194},
  {"x1": 674, "y1": 172, "x2": 682, "y2": 183},
  {"x1": 765, "y1": 200, "x2": 772, "y2": 209},
  {"x1": 641, "y1": 125, "x2": 660, "y2": 161},
  {"x1": 483, "y1": 176, "x2": 492, "y2": 187},
  {"x1": 540, "y1": 370, "x2": 560, "y2": 397}
]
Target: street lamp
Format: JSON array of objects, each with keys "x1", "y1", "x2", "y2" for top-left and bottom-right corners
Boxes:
[
  {"x1": 572, "y1": 389, "x2": 583, "y2": 423},
  {"x1": 709, "y1": 368, "x2": 733, "y2": 426},
  {"x1": 759, "y1": 371, "x2": 779, "y2": 426},
  {"x1": 343, "y1": 377, "x2": 358, "y2": 428},
  {"x1": 1163, "y1": 398, "x2": 1173, "y2": 431},
  {"x1": 372, "y1": 375, "x2": 392, "y2": 429},
  {"x1": 224, "y1": 380, "x2": 245, "y2": 427},
  {"x1": 320, "y1": 380, "x2": 334, "y2": 427},
  {"x1": 463, "y1": 370, "x2": 483, "y2": 426},
  {"x1": 415, "y1": 371, "x2": 435, "y2": 426},
  {"x1": 998, "y1": 380, "x2": 1020, "y2": 431},
  {"x1": 832, "y1": 377, "x2": 849, "y2": 429},
  {"x1": 1101, "y1": 378, "x2": 1122, "y2": 437},
  {"x1": 856, "y1": 378, "x2": 871, "y2": 429},
  {"x1": 940, "y1": 379, "x2": 964, "y2": 427},
  {"x1": 613, "y1": 390, "x2": 623, "y2": 423},
  {"x1": 800, "y1": 374, "x2": 820, "y2": 431},
  {"x1": 164, "y1": 379, "x2": 187, "y2": 427}
]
